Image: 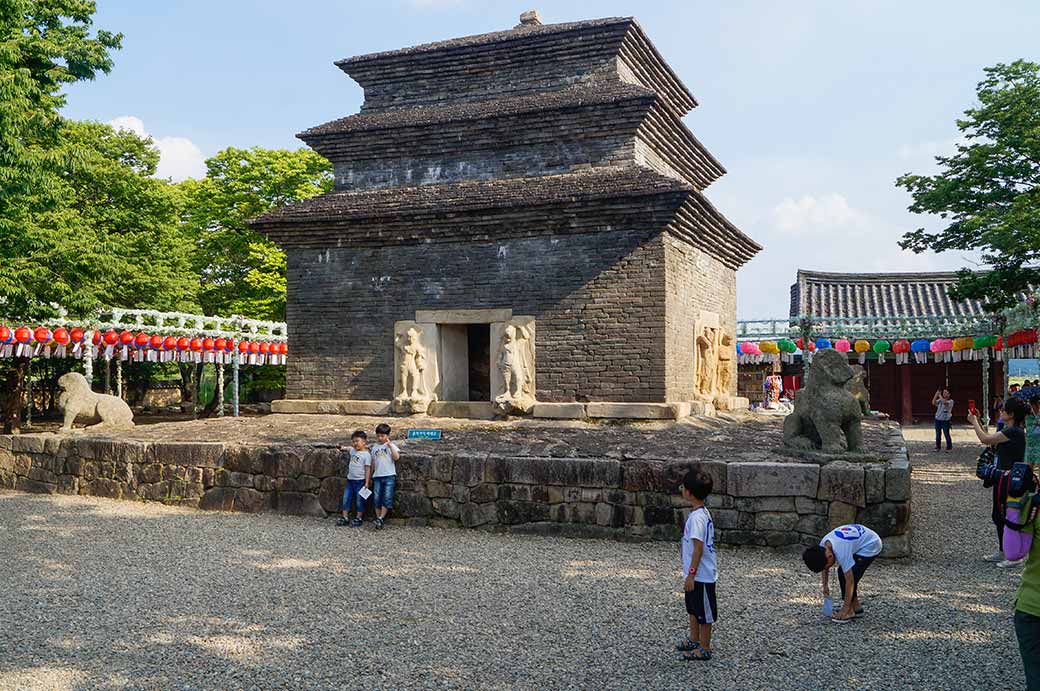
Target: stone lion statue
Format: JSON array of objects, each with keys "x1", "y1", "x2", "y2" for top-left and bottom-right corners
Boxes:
[
  {"x1": 57, "y1": 372, "x2": 134, "y2": 432},
  {"x1": 783, "y1": 349, "x2": 863, "y2": 453}
]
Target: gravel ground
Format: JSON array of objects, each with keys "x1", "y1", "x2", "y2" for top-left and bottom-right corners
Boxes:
[{"x1": 0, "y1": 426, "x2": 1027, "y2": 690}]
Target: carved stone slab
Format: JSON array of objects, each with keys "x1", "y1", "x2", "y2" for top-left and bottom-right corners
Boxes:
[
  {"x1": 490, "y1": 316, "x2": 536, "y2": 414},
  {"x1": 392, "y1": 320, "x2": 441, "y2": 413}
]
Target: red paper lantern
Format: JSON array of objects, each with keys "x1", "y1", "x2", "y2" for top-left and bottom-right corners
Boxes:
[
  {"x1": 189, "y1": 338, "x2": 203, "y2": 352},
  {"x1": 163, "y1": 336, "x2": 177, "y2": 350},
  {"x1": 995, "y1": 336, "x2": 1004, "y2": 351},
  {"x1": 176, "y1": 337, "x2": 190, "y2": 351},
  {"x1": 70, "y1": 327, "x2": 84, "y2": 343},
  {"x1": 52, "y1": 327, "x2": 70, "y2": 345},
  {"x1": 238, "y1": 340, "x2": 250, "y2": 353},
  {"x1": 892, "y1": 339, "x2": 911, "y2": 354},
  {"x1": 224, "y1": 339, "x2": 235, "y2": 352},
  {"x1": 119, "y1": 330, "x2": 135, "y2": 346},
  {"x1": 15, "y1": 327, "x2": 33, "y2": 343},
  {"x1": 214, "y1": 338, "x2": 227, "y2": 352},
  {"x1": 149, "y1": 334, "x2": 163, "y2": 349},
  {"x1": 202, "y1": 337, "x2": 215, "y2": 351},
  {"x1": 134, "y1": 332, "x2": 150, "y2": 348},
  {"x1": 33, "y1": 327, "x2": 52, "y2": 344},
  {"x1": 259, "y1": 342, "x2": 271, "y2": 354},
  {"x1": 278, "y1": 343, "x2": 288, "y2": 355},
  {"x1": 93, "y1": 331, "x2": 103, "y2": 345},
  {"x1": 0, "y1": 326, "x2": 11, "y2": 343},
  {"x1": 248, "y1": 342, "x2": 261, "y2": 354}
]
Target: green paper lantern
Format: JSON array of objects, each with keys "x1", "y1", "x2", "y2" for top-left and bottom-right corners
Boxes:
[
  {"x1": 777, "y1": 338, "x2": 797, "y2": 353},
  {"x1": 872, "y1": 340, "x2": 891, "y2": 353}
]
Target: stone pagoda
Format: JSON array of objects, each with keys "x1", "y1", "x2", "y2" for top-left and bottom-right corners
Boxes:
[{"x1": 252, "y1": 11, "x2": 761, "y2": 419}]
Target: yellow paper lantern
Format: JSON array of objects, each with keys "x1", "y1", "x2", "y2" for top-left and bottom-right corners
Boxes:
[
  {"x1": 953, "y1": 336, "x2": 974, "y2": 351},
  {"x1": 854, "y1": 339, "x2": 871, "y2": 354},
  {"x1": 760, "y1": 340, "x2": 780, "y2": 354}
]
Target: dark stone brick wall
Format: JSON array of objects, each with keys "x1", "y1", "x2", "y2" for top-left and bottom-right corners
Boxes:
[
  {"x1": 285, "y1": 230, "x2": 667, "y2": 402},
  {"x1": 333, "y1": 136, "x2": 635, "y2": 191},
  {"x1": 664, "y1": 234, "x2": 737, "y2": 401}
]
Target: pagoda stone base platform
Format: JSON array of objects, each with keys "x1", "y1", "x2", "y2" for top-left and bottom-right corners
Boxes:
[
  {"x1": 273, "y1": 398, "x2": 751, "y2": 421},
  {"x1": 0, "y1": 417, "x2": 911, "y2": 556}
]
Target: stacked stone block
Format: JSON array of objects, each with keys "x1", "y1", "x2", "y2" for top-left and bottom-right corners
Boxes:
[{"x1": 0, "y1": 427, "x2": 911, "y2": 557}]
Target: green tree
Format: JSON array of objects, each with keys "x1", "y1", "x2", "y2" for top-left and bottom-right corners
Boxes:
[
  {"x1": 180, "y1": 147, "x2": 332, "y2": 321},
  {"x1": 898, "y1": 60, "x2": 1040, "y2": 311},
  {"x1": 0, "y1": 1, "x2": 122, "y2": 432}
]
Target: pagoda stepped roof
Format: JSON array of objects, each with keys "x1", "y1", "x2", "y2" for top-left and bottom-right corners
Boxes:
[
  {"x1": 300, "y1": 82, "x2": 655, "y2": 137},
  {"x1": 251, "y1": 167, "x2": 761, "y2": 268},
  {"x1": 337, "y1": 16, "x2": 697, "y2": 119},
  {"x1": 299, "y1": 83, "x2": 726, "y2": 191}
]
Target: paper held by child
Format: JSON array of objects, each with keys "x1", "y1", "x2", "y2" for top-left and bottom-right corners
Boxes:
[
  {"x1": 358, "y1": 487, "x2": 373, "y2": 500},
  {"x1": 822, "y1": 596, "x2": 834, "y2": 617}
]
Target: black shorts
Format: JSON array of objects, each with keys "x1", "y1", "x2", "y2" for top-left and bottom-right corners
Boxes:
[{"x1": 684, "y1": 581, "x2": 718, "y2": 625}]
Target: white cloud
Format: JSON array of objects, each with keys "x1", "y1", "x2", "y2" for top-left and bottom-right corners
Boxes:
[
  {"x1": 770, "y1": 193, "x2": 869, "y2": 235},
  {"x1": 108, "y1": 115, "x2": 207, "y2": 181}
]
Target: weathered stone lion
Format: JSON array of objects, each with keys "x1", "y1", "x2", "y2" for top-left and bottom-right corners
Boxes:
[
  {"x1": 57, "y1": 372, "x2": 134, "y2": 432},
  {"x1": 783, "y1": 349, "x2": 863, "y2": 453}
]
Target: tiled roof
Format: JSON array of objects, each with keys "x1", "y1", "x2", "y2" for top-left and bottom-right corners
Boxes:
[{"x1": 789, "y1": 270, "x2": 991, "y2": 319}]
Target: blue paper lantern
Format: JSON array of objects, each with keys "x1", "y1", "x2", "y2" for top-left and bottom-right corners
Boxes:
[
  {"x1": 815, "y1": 338, "x2": 832, "y2": 350},
  {"x1": 910, "y1": 339, "x2": 930, "y2": 353}
]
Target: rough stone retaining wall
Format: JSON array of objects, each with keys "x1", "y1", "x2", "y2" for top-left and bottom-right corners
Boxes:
[{"x1": 0, "y1": 429, "x2": 911, "y2": 557}]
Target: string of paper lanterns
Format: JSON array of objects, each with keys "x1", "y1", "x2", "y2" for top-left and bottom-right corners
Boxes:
[
  {"x1": 0, "y1": 325, "x2": 288, "y2": 366},
  {"x1": 735, "y1": 330, "x2": 1034, "y2": 366}
]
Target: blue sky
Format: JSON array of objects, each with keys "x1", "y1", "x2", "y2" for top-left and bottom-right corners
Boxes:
[{"x1": 64, "y1": 1, "x2": 1040, "y2": 318}]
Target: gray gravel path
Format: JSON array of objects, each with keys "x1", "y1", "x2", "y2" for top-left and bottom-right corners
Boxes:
[{"x1": 0, "y1": 427, "x2": 1027, "y2": 690}]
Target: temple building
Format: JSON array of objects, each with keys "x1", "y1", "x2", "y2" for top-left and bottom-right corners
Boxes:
[
  {"x1": 252, "y1": 11, "x2": 760, "y2": 418},
  {"x1": 789, "y1": 270, "x2": 1005, "y2": 424}
]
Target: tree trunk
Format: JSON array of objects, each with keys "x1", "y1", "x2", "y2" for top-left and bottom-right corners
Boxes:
[{"x1": 1, "y1": 358, "x2": 30, "y2": 434}]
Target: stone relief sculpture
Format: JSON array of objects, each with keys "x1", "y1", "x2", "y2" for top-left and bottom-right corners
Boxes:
[
  {"x1": 57, "y1": 372, "x2": 134, "y2": 432},
  {"x1": 713, "y1": 332, "x2": 735, "y2": 407},
  {"x1": 695, "y1": 325, "x2": 718, "y2": 400},
  {"x1": 393, "y1": 325, "x2": 434, "y2": 413},
  {"x1": 493, "y1": 319, "x2": 536, "y2": 414},
  {"x1": 782, "y1": 349, "x2": 863, "y2": 453},
  {"x1": 845, "y1": 364, "x2": 871, "y2": 416}
]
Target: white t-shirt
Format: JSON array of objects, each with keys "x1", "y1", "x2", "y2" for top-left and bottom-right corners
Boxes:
[
  {"x1": 370, "y1": 441, "x2": 400, "y2": 478},
  {"x1": 935, "y1": 398, "x2": 954, "y2": 421},
  {"x1": 346, "y1": 449, "x2": 371, "y2": 481},
  {"x1": 822, "y1": 524, "x2": 883, "y2": 571},
  {"x1": 681, "y1": 506, "x2": 717, "y2": 583}
]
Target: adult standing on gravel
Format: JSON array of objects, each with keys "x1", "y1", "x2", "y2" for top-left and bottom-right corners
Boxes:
[
  {"x1": 933, "y1": 388, "x2": 955, "y2": 452},
  {"x1": 1001, "y1": 465, "x2": 1040, "y2": 689},
  {"x1": 968, "y1": 397, "x2": 1028, "y2": 568}
]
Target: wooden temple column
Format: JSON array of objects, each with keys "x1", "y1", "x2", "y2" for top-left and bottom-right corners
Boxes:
[{"x1": 900, "y1": 363, "x2": 913, "y2": 426}]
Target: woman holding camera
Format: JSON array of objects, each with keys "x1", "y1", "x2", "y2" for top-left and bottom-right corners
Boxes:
[{"x1": 967, "y1": 396, "x2": 1028, "y2": 568}]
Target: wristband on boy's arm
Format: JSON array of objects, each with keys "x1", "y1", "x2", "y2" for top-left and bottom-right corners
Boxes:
[{"x1": 688, "y1": 566, "x2": 697, "y2": 577}]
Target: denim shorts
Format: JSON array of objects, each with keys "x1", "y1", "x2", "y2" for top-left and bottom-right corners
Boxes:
[
  {"x1": 372, "y1": 475, "x2": 396, "y2": 509},
  {"x1": 341, "y1": 478, "x2": 367, "y2": 513}
]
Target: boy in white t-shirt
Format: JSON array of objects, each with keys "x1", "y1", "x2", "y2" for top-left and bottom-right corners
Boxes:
[
  {"x1": 802, "y1": 524, "x2": 883, "y2": 623},
  {"x1": 336, "y1": 430, "x2": 372, "y2": 527},
  {"x1": 675, "y1": 469, "x2": 718, "y2": 661},
  {"x1": 369, "y1": 423, "x2": 400, "y2": 530}
]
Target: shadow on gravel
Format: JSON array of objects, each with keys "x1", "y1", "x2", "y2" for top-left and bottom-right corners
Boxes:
[{"x1": 0, "y1": 426, "x2": 1029, "y2": 691}]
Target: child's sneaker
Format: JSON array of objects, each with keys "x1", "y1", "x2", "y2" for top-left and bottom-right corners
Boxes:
[
  {"x1": 983, "y1": 551, "x2": 1005, "y2": 563},
  {"x1": 350, "y1": 518, "x2": 363, "y2": 528},
  {"x1": 374, "y1": 517, "x2": 384, "y2": 530},
  {"x1": 336, "y1": 517, "x2": 350, "y2": 527}
]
